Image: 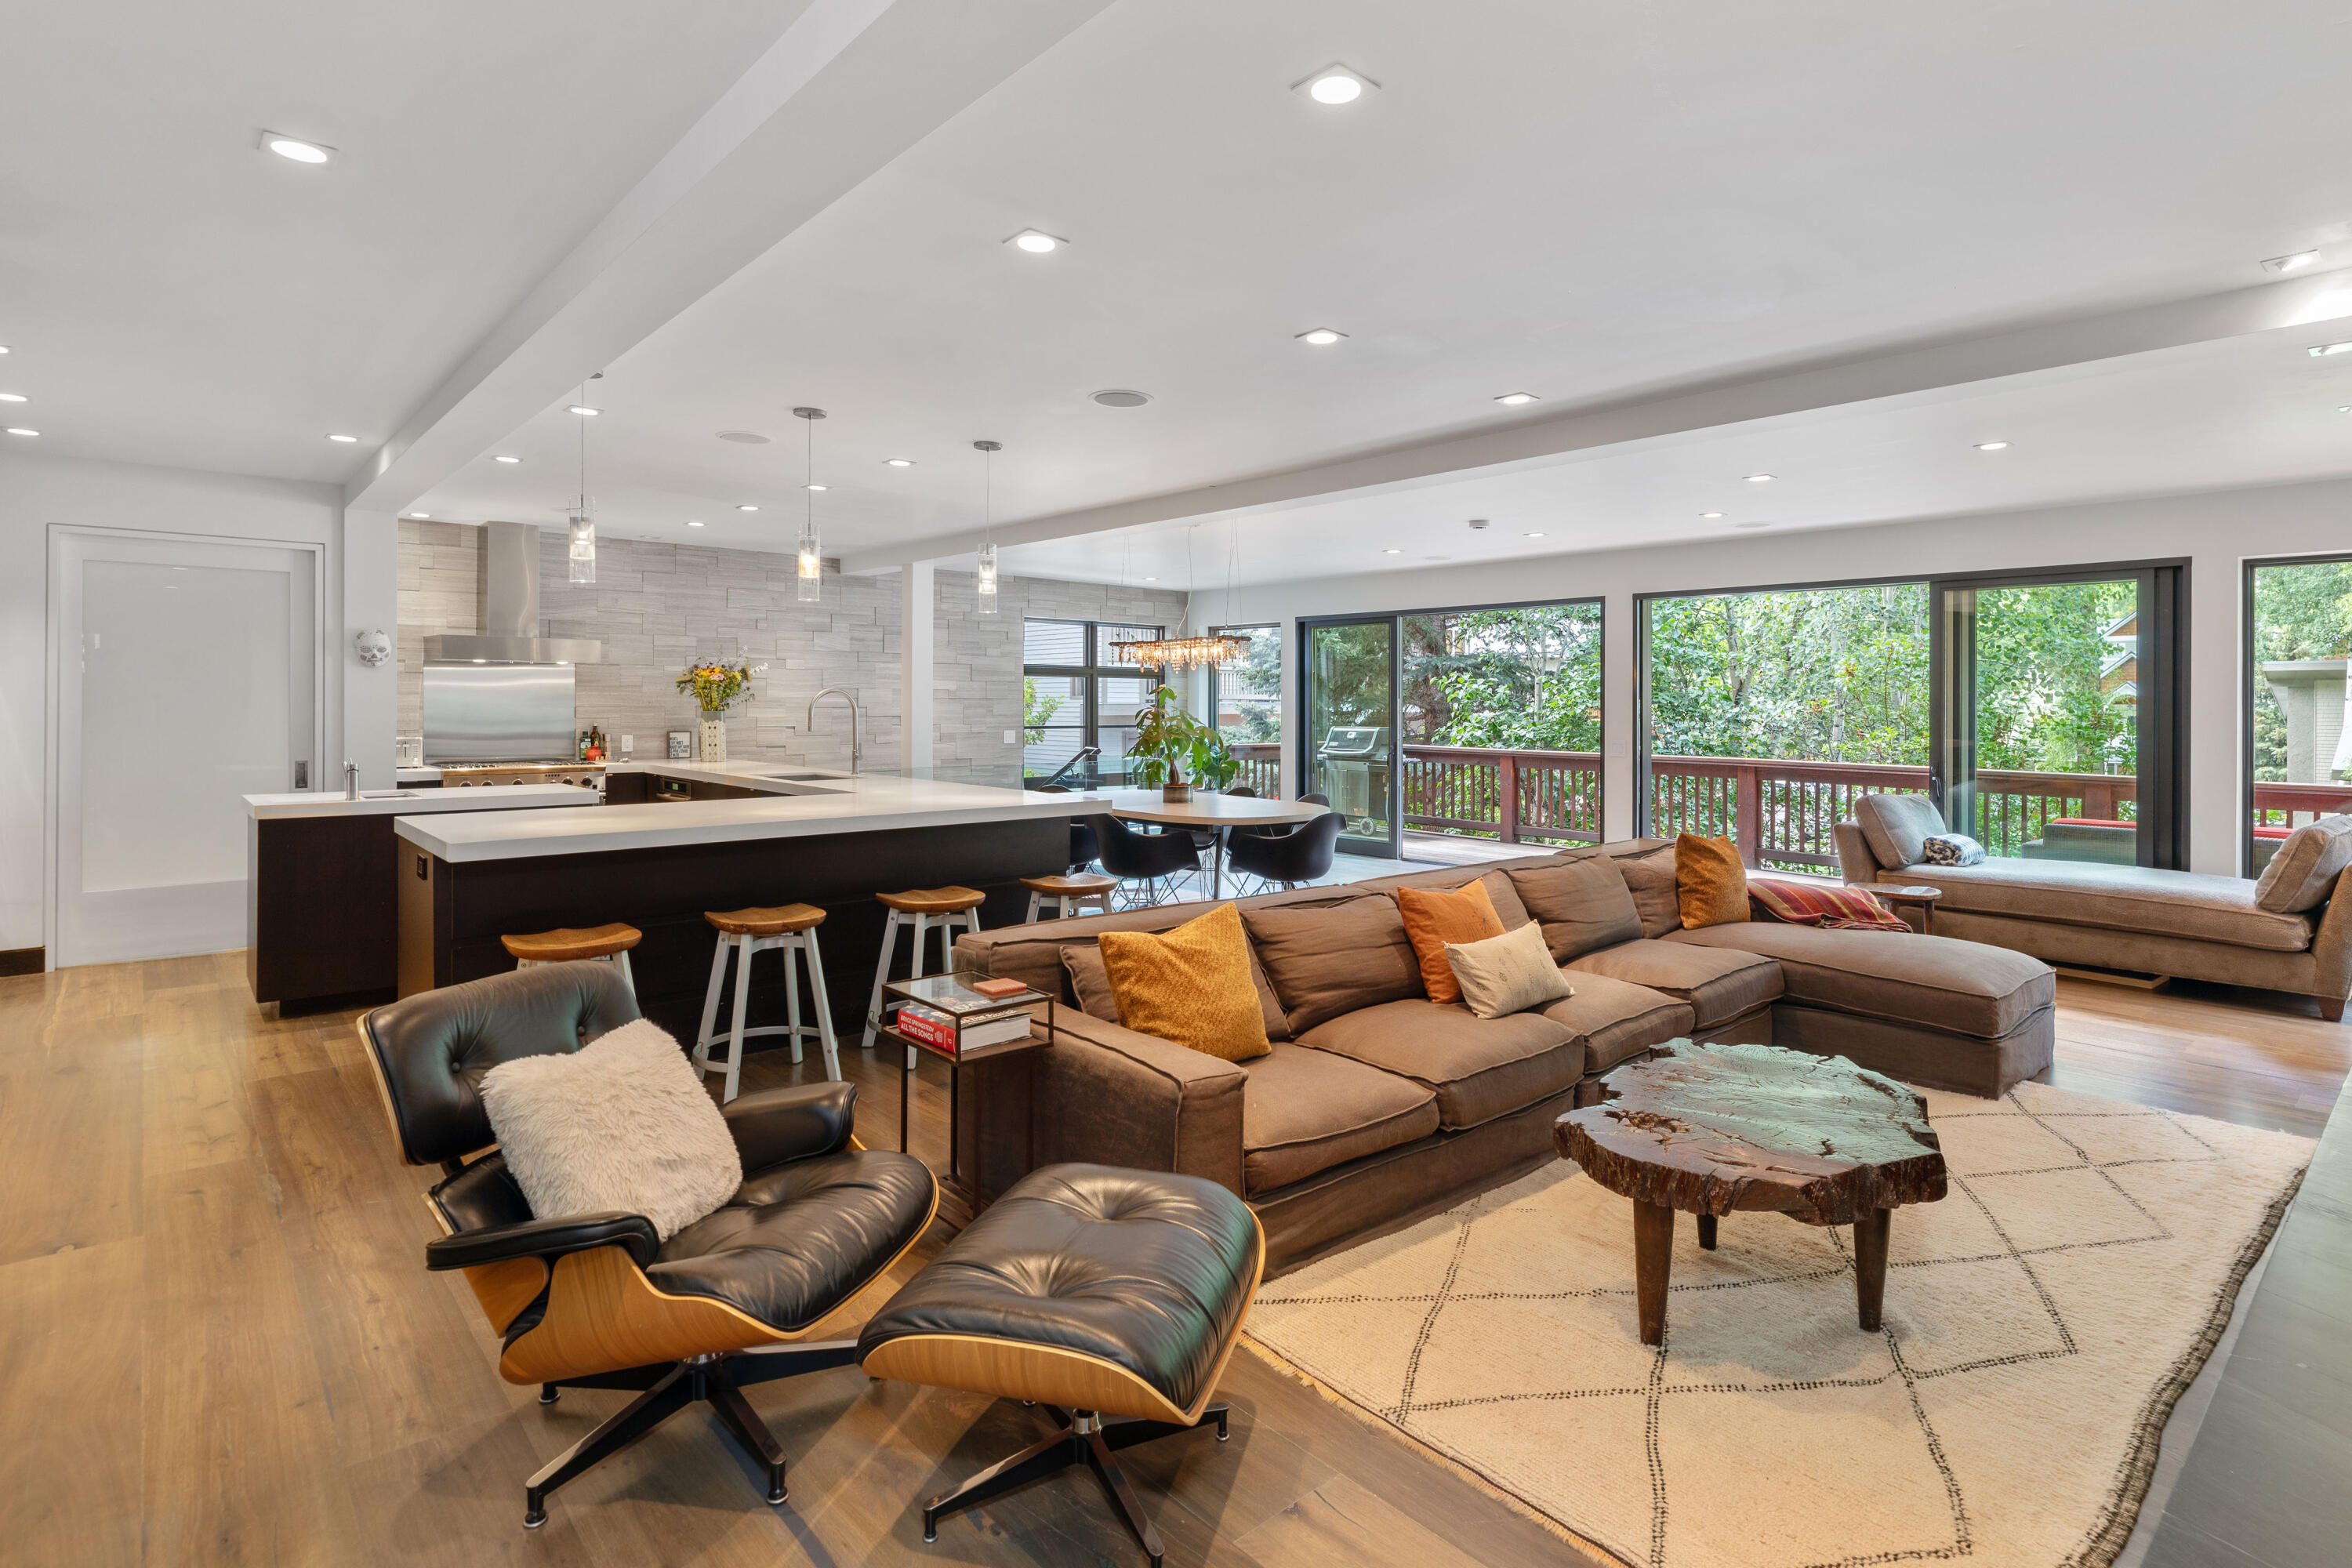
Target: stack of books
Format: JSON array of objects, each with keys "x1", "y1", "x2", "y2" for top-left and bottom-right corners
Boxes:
[{"x1": 893, "y1": 1002, "x2": 1034, "y2": 1054}]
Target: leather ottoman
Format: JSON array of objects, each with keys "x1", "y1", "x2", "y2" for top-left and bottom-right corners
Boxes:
[{"x1": 859, "y1": 1163, "x2": 1264, "y2": 1566}]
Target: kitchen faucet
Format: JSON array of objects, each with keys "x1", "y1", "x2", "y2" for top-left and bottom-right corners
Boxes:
[
  {"x1": 343, "y1": 758, "x2": 359, "y2": 800},
  {"x1": 807, "y1": 688, "x2": 862, "y2": 775}
]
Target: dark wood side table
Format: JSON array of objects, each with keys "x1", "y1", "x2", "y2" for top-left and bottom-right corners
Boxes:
[
  {"x1": 1871, "y1": 883, "x2": 1944, "y2": 933},
  {"x1": 879, "y1": 972, "x2": 1055, "y2": 1218}
]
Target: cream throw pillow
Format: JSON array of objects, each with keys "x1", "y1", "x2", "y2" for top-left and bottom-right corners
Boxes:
[
  {"x1": 1444, "y1": 920, "x2": 1575, "y2": 1020},
  {"x1": 478, "y1": 1018, "x2": 742, "y2": 1240}
]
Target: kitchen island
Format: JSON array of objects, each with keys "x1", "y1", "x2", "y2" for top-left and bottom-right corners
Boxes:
[
  {"x1": 245, "y1": 784, "x2": 597, "y2": 1014},
  {"x1": 393, "y1": 770, "x2": 1084, "y2": 1049}
]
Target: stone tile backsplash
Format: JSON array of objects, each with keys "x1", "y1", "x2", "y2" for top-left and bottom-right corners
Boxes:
[{"x1": 396, "y1": 520, "x2": 1189, "y2": 771}]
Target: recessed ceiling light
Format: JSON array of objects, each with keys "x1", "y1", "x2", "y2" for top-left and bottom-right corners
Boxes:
[
  {"x1": 5, "y1": 426, "x2": 37, "y2": 436},
  {"x1": 1733, "y1": 521, "x2": 1773, "y2": 531},
  {"x1": 1381, "y1": 548, "x2": 1403, "y2": 554},
  {"x1": 804, "y1": 482, "x2": 828, "y2": 492},
  {"x1": 1744, "y1": 473, "x2": 1774, "y2": 482},
  {"x1": 1699, "y1": 511, "x2": 1725, "y2": 519},
  {"x1": 568, "y1": 405, "x2": 600, "y2": 416},
  {"x1": 716, "y1": 430, "x2": 769, "y2": 445},
  {"x1": 0, "y1": 393, "x2": 23, "y2": 402},
  {"x1": 736, "y1": 504, "x2": 759, "y2": 511},
  {"x1": 1494, "y1": 392, "x2": 1539, "y2": 406},
  {"x1": 1523, "y1": 531, "x2": 1546, "y2": 538},
  {"x1": 0, "y1": 345, "x2": 11, "y2": 354},
  {"x1": 1974, "y1": 441, "x2": 2010, "y2": 452},
  {"x1": 1091, "y1": 389, "x2": 1152, "y2": 408},
  {"x1": 2264, "y1": 250, "x2": 2321, "y2": 274},
  {"x1": 1294, "y1": 63, "x2": 1378, "y2": 104},
  {"x1": 1142, "y1": 576, "x2": 1157, "y2": 582},
  {"x1": 1297, "y1": 328, "x2": 1347, "y2": 346},
  {"x1": 261, "y1": 132, "x2": 332, "y2": 165},
  {"x1": 493, "y1": 454, "x2": 520, "y2": 463},
  {"x1": 686, "y1": 520, "x2": 706, "y2": 528},
  {"x1": 1007, "y1": 229, "x2": 1064, "y2": 254},
  {"x1": 884, "y1": 457, "x2": 915, "y2": 467},
  {"x1": 327, "y1": 433, "x2": 358, "y2": 442},
  {"x1": 2308, "y1": 341, "x2": 2352, "y2": 357}
]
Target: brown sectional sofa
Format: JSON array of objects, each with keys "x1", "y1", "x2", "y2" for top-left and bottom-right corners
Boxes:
[
  {"x1": 1837, "y1": 793, "x2": 2352, "y2": 1020},
  {"x1": 953, "y1": 840, "x2": 2054, "y2": 1274}
]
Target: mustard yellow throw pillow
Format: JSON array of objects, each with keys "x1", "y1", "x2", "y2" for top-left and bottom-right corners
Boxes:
[
  {"x1": 1098, "y1": 902, "x2": 1272, "y2": 1062},
  {"x1": 1675, "y1": 833, "x2": 1750, "y2": 929},
  {"x1": 1394, "y1": 880, "x2": 1506, "y2": 1004}
]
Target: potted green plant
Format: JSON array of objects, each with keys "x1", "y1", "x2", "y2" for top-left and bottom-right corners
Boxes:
[
  {"x1": 675, "y1": 660, "x2": 760, "y2": 763},
  {"x1": 1127, "y1": 685, "x2": 1237, "y2": 803}
]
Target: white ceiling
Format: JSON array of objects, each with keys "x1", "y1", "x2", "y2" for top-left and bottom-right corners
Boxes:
[
  {"x1": 13, "y1": 0, "x2": 2352, "y2": 586},
  {"x1": 0, "y1": 0, "x2": 802, "y2": 481},
  {"x1": 405, "y1": 0, "x2": 2352, "y2": 569}
]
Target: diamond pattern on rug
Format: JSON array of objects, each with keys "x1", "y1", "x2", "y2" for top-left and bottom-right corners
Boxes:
[{"x1": 1246, "y1": 1081, "x2": 2309, "y2": 1568}]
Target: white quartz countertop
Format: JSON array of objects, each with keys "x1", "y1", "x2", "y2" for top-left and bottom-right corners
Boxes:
[
  {"x1": 246, "y1": 784, "x2": 598, "y2": 819},
  {"x1": 392, "y1": 773, "x2": 1081, "y2": 862},
  {"x1": 604, "y1": 760, "x2": 854, "y2": 793}
]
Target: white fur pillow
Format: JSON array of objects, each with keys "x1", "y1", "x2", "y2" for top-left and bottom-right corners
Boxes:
[{"x1": 478, "y1": 1018, "x2": 742, "y2": 1241}]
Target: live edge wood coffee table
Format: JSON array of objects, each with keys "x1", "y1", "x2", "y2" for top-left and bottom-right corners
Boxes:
[{"x1": 1554, "y1": 1042, "x2": 1948, "y2": 1345}]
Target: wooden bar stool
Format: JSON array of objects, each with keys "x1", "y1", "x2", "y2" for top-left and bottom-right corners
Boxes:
[
  {"x1": 693, "y1": 905, "x2": 839, "y2": 1102},
  {"x1": 1022, "y1": 873, "x2": 1116, "y2": 923},
  {"x1": 861, "y1": 887, "x2": 987, "y2": 1065},
  {"x1": 500, "y1": 924, "x2": 641, "y2": 997}
]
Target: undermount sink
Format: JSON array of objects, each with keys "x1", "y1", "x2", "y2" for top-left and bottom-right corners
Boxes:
[{"x1": 359, "y1": 789, "x2": 423, "y2": 799}]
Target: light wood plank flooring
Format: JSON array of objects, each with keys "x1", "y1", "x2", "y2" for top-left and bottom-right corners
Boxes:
[{"x1": 1, "y1": 954, "x2": 2342, "y2": 1567}]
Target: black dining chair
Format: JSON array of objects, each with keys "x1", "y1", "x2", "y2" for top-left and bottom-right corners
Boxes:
[
  {"x1": 1235, "y1": 791, "x2": 1330, "y2": 842},
  {"x1": 1225, "y1": 810, "x2": 1342, "y2": 893},
  {"x1": 1089, "y1": 812, "x2": 1200, "y2": 908},
  {"x1": 1034, "y1": 785, "x2": 1100, "y2": 872}
]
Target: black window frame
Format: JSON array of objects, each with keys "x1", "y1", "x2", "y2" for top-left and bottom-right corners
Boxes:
[{"x1": 1021, "y1": 617, "x2": 1163, "y2": 786}]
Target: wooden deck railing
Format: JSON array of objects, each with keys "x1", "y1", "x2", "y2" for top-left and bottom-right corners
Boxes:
[{"x1": 1233, "y1": 741, "x2": 2352, "y2": 866}]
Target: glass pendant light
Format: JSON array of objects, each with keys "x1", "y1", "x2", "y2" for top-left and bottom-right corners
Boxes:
[
  {"x1": 793, "y1": 405, "x2": 825, "y2": 603},
  {"x1": 974, "y1": 440, "x2": 1000, "y2": 614},
  {"x1": 568, "y1": 380, "x2": 596, "y2": 584}
]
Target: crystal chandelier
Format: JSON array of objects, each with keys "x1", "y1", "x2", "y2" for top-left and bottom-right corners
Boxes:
[
  {"x1": 1107, "y1": 523, "x2": 1252, "y2": 669},
  {"x1": 568, "y1": 379, "x2": 596, "y2": 584},
  {"x1": 973, "y1": 440, "x2": 1000, "y2": 614},
  {"x1": 793, "y1": 405, "x2": 824, "y2": 603}
]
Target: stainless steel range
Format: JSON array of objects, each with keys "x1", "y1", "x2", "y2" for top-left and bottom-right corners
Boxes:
[{"x1": 438, "y1": 762, "x2": 607, "y2": 790}]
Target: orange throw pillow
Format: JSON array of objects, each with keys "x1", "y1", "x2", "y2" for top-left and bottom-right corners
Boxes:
[
  {"x1": 1395, "y1": 880, "x2": 1507, "y2": 1004},
  {"x1": 1097, "y1": 902, "x2": 1272, "y2": 1062},
  {"x1": 1675, "y1": 833, "x2": 1750, "y2": 928}
]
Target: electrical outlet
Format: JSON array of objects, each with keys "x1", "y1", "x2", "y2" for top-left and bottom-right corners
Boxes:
[
  {"x1": 619, "y1": 735, "x2": 633, "y2": 751},
  {"x1": 1003, "y1": 729, "x2": 1017, "y2": 745}
]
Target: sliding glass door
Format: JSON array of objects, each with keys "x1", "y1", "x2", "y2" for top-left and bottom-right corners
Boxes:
[
  {"x1": 1305, "y1": 618, "x2": 1398, "y2": 857},
  {"x1": 1932, "y1": 565, "x2": 2182, "y2": 868}
]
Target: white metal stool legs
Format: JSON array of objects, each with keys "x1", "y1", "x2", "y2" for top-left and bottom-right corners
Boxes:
[
  {"x1": 863, "y1": 904, "x2": 984, "y2": 1068},
  {"x1": 862, "y1": 910, "x2": 906, "y2": 1054},
  {"x1": 692, "y1": 928, "x2": 841, "y2": 1102},
  {"x1": 1027, "y1": 889, "x2": 1112, "y2": 921}
]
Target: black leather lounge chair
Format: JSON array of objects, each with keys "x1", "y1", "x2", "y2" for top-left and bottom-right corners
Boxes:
[{"x1": 358, "y1": 961, "x2": 938, "y2": 1529}]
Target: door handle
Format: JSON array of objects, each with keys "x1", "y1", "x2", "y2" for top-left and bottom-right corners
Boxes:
[{"x1": 294, "y1": 760, "x2": 308, "y2": 790}]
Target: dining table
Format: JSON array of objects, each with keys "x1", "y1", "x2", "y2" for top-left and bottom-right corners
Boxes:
[{"x1": 1083, "y1": 789, "x2": 1328, "y2": 898}]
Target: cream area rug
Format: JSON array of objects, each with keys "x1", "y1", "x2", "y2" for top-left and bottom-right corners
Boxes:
[{"x1": 1245, "y1": 1081, "x2": 2310, "y2": 1568}]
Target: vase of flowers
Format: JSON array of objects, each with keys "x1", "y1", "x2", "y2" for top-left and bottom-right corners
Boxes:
[{"x1": 676, "y1": 661, "x2": 759, "y2": 763}]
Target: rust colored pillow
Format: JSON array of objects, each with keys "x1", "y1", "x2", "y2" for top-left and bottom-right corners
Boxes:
[
  {"x1": 1394, "y1": 879, "x2": 1507, "y2": 1004},
  {"x1": 1097, "y1": 902, "x2": 1272, "y2": 1062},
  {"x1": 1675, "y1": 833, "x2": 1750, "y2": 929}
]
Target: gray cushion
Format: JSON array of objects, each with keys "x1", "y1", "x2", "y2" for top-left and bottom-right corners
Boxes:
[
  {"x1": 1885, "y1": 858, "x2": 2314, "y2": 953},
  {"x1": 1298, "y1": 999, "x2": 1580, "y2": 1130},
  {"x1": 1243, "y1": 895, "x2": 1425, "y2": 1036},
  {"x1": 1240, "y1": 1042, "x2": 1438, "y2": 1194},
  {"x1": 2252, "y1": 815, "x2": 2352, "y2": 913},
  {"x1": 1664, "y1": 923, "x2": 2053, "y2": 1039},
  {"x1": 1566, "y1": 938, "x2": 1784, "y2": 1033},
  {"x1": 1854, "y1": 793, "x2": 1948, "y2": 871},
  {"x1": 1617, "y1": 849, "x2": 1683, "y2": 937},
  {"x1": 1508, "y1": 857, "x2": 1643, "y2": 960}
]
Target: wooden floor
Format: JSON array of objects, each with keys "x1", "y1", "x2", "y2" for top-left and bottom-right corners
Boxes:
[{"x1": 2, "y1": 956, "x2": 2344, "y2": 1568}]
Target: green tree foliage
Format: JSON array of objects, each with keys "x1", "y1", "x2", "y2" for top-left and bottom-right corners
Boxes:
[
  {"x1": 1965, "y1": 581, "x2": 2136, "y2": 777},
  {"x1": 1646, "y1": 585, "x2": 1929, "y2": 764},
  {"x1": 1214, "y1": 630, "x2": 1282, "y2": 744},
  {"x1": 2249, "y1": 561, "x2": 2352, "y2": 781},
  {"x1": 1406, "y1": 604, "x2": 1604, "y2": 751},
  {"x1": 1022, "y1": 675, "x2": 1062, "y2": 746}
]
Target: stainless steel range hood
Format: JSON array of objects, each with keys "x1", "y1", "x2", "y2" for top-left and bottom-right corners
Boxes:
[{"x1": 422, "y1": 520, "x2": 601, "y2": 664}]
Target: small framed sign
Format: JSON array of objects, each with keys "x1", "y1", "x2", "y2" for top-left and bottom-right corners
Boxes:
[{"x1": 666, "y1": 730, "x2": 692, "y2": 760}]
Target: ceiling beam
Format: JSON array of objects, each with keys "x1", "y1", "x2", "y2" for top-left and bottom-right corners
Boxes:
[
  {"x1": 840, "y1": 265, "x2": 2352, "y2": 574},
  {"x1": 347, "y1": 0, "x2": 1109, "y2": 516}
]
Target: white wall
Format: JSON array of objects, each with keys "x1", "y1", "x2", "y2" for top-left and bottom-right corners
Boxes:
[
  {"x1": 0, "y1": 452, "x2": 362, "y2": 956},
  {"x1": 1210, "y1": 476, "x2": 2352, "y2": 876}
]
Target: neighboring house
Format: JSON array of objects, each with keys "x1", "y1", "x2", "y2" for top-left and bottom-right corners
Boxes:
[
  {"x1": 2261, "y1": 658, "x2": 2351, "y2": 782},
  {"x1": 2100, "y1": 610, "x2": 2139, "y2": 707}
]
